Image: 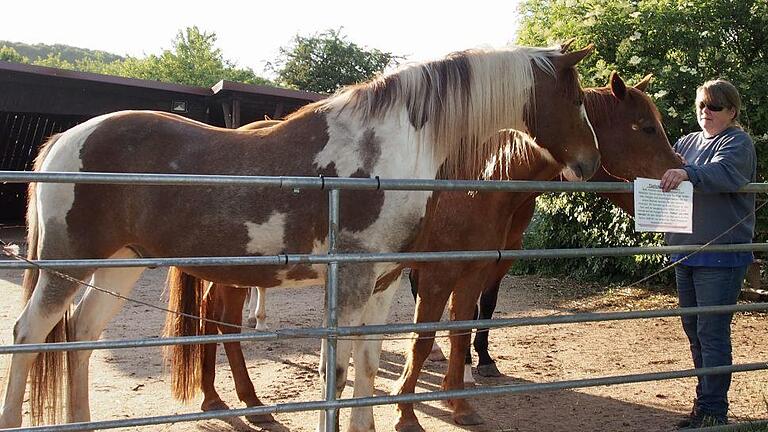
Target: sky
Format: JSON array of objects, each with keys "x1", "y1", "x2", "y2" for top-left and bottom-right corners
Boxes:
[{"x1": 0, "y1": 1, "x2": 522, "y2": 78}]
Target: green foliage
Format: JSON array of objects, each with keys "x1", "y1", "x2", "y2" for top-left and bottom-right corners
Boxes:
[
  {"x1": 0, "y1": 45, "x2": 27, "y2": 63},
  {"x1": 514, "y1": 0, "x2": 768, "y2": 281},
  {"x1": 134, "y1": 27, "x2": 271, "y2": 87},
  {"x1": 0, "y1": 40, "x2": 123, "y2": 64},
  {"x1": 512, "y1": 193, "x2": 673, "y2": 283},
  {"x1": 268, "y1": 28, "x2": 400, "y2": 93},
  {"x1": 15, "y1": 27, "x2": 272, "y2": 88}
]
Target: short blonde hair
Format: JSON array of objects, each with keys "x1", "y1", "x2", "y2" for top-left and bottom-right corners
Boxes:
[{"x1": 696, "y1": 79, "x2": 742, "y2": 125}]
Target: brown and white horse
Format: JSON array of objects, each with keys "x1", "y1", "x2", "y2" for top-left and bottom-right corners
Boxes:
[
  {"x1": 393, "y1": 72, "x2": 683, "y2": 432},
  {"x1": 1, "y1": 44, "x2": 599, "y2": 430}
]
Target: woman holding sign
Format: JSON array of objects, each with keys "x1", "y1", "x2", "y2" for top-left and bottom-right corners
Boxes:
[{"x1": 660, "y1": 79, "x2": 756, "y2": 428}]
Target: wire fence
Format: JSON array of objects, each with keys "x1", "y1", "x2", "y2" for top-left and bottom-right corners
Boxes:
[{"x1": 1, "y1": 170, "x2": 767, "y2": 432}]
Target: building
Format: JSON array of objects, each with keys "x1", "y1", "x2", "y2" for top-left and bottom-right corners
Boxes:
[{"x1": 0, "y1": 60, "x2": 325, "y2": 222}]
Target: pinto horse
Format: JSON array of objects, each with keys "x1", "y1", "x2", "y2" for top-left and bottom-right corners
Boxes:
[
  {"x1": 392, "y1": 72, "x2": 683, "y2": 432},
  {"x1": 0, "y1": 44, "x2": 599, "y2": 430},
  {"x1": 165, "y1": 72, "x2": 679, "y2": 429}
]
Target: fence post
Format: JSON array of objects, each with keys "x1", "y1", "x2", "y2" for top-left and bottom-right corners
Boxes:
[{"x1": 324, "y1": 188, "x2": 340, "y2": 431}]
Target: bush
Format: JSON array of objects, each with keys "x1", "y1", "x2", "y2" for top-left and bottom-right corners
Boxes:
[
  {"x1": 514, "y1": 0, "x2": 768, "y2": 282},
  {"x1": 511, "y1": 193, "x2": 674, "y2": 284}
]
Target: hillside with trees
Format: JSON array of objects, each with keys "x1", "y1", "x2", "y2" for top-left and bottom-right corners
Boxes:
[
  {"x1": 0, "y1": 40, "x2": 123, "y2": 63},
  {"x1": 0, "y1": 26, "x2": 398, "y2": 93}
]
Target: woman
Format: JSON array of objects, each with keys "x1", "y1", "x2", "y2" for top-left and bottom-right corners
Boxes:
[{"x1": 660, "y1": 79, "x2": 756, "y2": 428}]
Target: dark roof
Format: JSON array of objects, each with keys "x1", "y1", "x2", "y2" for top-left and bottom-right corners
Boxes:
[
  {"x1": 0, "y1": 60, "x2": 326, "y2": 101},
  {"x1": 211, "y1": 79, "x2": 325, "y2": 102}
]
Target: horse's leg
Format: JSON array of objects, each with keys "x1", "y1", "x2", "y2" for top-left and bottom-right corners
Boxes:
[
  {"x1": 408, "y1": 268, "x2": 445, "y2": 362},
  {"x1": 200, "y1": 282, "x2": 227, "y2": 413},
  {"x1": 317, "y1": 263, "x2": 374, "y2": 432},
  {"x1": 67, "y1": 248, "x2": 145, "y2": 423},
  {"x1": 348, "y1": 275, "x2": 401, "y2": 432},
  {"x1": 246, "y1": 287, "x2": 268, "y2": 330},
  {"x1": 462, "y1": 304, "x2": 479, "y2": 385},
  {"x1": 393, "y1": 269, "x2": 455, "y2": 432},
  {"x1": 1, "y1": 268, "x2": 92, "y2": 428},
  {"x1": 217, "y1": 286, "x2": 275, "y2": 425},
  {"x1": 444, "y1": 271, "x2": 488, "y2": 426},
  {"x1": 473, "y1": 263, "x2": 508, "y2": 378}
]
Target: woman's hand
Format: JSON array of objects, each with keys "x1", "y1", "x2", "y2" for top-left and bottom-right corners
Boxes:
[{"x1": 660, "y1": 168, "x2": 689, "y2": 192}]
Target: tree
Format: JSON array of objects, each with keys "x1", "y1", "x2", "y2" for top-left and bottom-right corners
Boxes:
[
  {"x1": 513, "y1": 0, "x2": 768, "y2": 282},
  {"x1": 26, "y1": 27, "x2": 272, "y2": 88},
  {"x1": 268, "y1": 28, "x2": 400, "y2": 93},
  {"x1": 139, "y1": 26, "x2": 271, "y2": 87},
  {"x1": 0, "y1": 45, "x2": 26, "y2": 63}
]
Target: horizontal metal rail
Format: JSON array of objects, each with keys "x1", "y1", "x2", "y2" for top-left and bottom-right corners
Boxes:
[
  {"x1": 1, "y1": 302, "x2": 765, "y2": 354},
  {"x1": 2, "y1": 243, "x2": 768, "y2": 269},
  {"x1": 1, "y1": 171, "x2": 765, "y2": 431},
  {"x1": 8, "y1": 362, "x2": 767, "y2": 431},
  {"x1": 1, "y1": 170, "x2": 767, "y2": 193}
]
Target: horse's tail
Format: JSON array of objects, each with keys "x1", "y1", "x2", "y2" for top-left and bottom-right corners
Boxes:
[
  {"x1": 23, "y1": 133, "x2": 69, "y2": 425},
  {"x1": 162, "y1": 267, "x2": 206, "y2": 402}
]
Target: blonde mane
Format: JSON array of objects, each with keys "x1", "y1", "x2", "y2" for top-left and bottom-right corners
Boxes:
[
  {"x1": 481, "y1": 130, "x2": 555, "y2": 181},
  {"x1": 294, "y1": 45, "x2": 563, "y2": 177}
]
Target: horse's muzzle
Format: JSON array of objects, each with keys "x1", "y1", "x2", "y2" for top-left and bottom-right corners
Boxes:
[{"x1": 563, "y1": 155, "x2": 601, "y2": 181}]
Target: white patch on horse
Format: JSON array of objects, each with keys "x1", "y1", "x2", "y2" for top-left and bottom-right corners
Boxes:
[
  {"x1": 581, "y1": 104, "x2": 599, "y2": 150},
  {"x1": 37, "y1": 115, "x2": 112, "y2": 230},
  {"x1": 244, "y1": 212, "x2": 287, "y2": 255},
  {"x1": 314, "y1": 116, "x2": 368, "y2": 176}
]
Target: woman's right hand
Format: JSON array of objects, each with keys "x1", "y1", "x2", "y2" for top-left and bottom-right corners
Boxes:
[{"x1": 660, "y1": 168, "x2": 689, "y2": 192}]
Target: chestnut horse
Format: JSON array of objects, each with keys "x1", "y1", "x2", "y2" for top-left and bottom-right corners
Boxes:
[
  {"x1": 166, "y1": 72, "x2": 679, "y2": 430},
  {"x1": 392, "y1": 72, "x2": 683, "y2": 432},
  {"x1": 1, "y1": 44, "x2": 599, "y2": 430}
]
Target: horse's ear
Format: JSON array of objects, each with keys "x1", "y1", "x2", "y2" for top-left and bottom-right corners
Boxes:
[
  {"x1": 264, "y1": 115, "x2": 272, "y2": 120},
  {"x1": 560, "y1": 38, "x2": 577, "y2": 53},
  {"x1": 556, "y1": 43, "x2": 594, "y2": 69},
  {"x1": 634, "y1": 74, "x2": 653, "y2": 93},
  {"x1": 610, "y1": 71, "x2": 627, "y2": 100}
]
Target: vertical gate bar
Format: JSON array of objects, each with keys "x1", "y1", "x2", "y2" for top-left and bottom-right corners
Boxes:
[{"x1": 324, "y1": 188, "x2": 340, "y2": 431}]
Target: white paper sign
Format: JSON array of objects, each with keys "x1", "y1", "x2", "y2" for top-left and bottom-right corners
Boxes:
[{"x1": 633, "y1": 177, "x2": 693, "y2": 233}]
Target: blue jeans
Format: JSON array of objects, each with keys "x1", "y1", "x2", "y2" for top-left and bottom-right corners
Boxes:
[{"x1": 675, "y1": 264, "x2": 747, "y2": 420}]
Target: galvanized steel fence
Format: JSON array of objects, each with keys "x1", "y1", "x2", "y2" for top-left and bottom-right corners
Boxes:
[{"x1": 1, "y1": 170, "x2": 767, "y2": 432}]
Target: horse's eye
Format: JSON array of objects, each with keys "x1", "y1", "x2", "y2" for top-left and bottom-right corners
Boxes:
[{"x1": 642, "y1": 126, "x2": 656, "y2": 134}]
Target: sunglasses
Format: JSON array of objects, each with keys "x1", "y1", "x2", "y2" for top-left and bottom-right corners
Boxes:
[{"x1": 697, "y1": 101, "x2": 725, "y2": 112}]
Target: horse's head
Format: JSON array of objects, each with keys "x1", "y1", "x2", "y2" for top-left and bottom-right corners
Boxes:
[
  {"x1": 528, "y1": 45, "x2": 600, "y2": 181},
  {"x1": 585, "y1": 72, "x2": 683, "y2": 181}
]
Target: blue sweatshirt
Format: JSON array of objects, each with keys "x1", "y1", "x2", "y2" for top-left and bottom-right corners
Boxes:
[{"x1": 665, "y1": 127, "x2": 756, "y2": 267}]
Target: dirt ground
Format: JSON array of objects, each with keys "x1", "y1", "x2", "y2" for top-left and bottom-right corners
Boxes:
[{"x1": 0, "y1": 226, "x2": 766, "y2": 432}]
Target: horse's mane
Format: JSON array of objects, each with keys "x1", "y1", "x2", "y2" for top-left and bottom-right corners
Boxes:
[
  {"x1": 584, "y1": 86, "x2": 662, "y2": 128},
  {"x1": 287, "y1": 45, "x2": 564, "y2": 177},
  {"x1": 583, "y1": 87, "x2": 619, "y2": 128},
  {"x1": 33, "y1": 133, "x2": 63, "y2": 171},
  {"x1": 481, "y1": 130, "x2": 555, "y2": 181}
]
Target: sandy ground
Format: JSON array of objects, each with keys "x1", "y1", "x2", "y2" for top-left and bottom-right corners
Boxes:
[{"x1": 0, "y1": 227, "x2": 766, "y2": 432}]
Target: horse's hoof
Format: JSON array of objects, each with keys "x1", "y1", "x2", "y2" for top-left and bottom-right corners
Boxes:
[
  {"x1": 453, "y1": 411, "x2": 484, "y2": 426},
  {"x1": 246, "y1": 317, "x2": 259, "y2": 328},
  {"x1": 0, "y1": 411, "x2": 22, "y2": 429},
  {"x1": 246, "y1": 413, "x2": 276, "y2": 425},
  {"x1": 394, "y1": 419, "x2": 426, "y2": 432},
  {"x1": 201, "y1": 400, "x2": 230, "y2": 412},
  {"x1": 476, "y1": 362, "x2": 502, "y2": 377}
]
